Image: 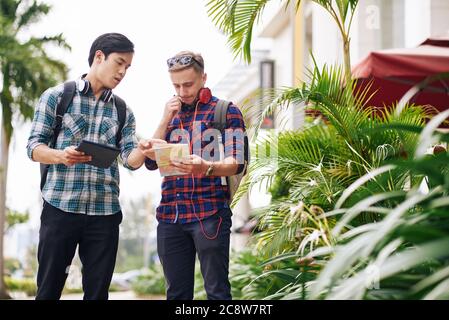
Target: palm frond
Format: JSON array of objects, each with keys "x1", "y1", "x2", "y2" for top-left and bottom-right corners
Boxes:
[
  {"x1": 16, "y1": 0, "x2": 50, "y2": 29},
  {"x1": 0, "y1": 0, "x2": 69, "y2": 142},
  {"x1": 206, "y1": 0, "x2": 271, "y2": 63}
]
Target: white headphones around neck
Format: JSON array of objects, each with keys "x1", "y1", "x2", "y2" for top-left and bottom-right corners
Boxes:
[{"x1": 78, "y1": 78, "x2": 113, "y2": 102}]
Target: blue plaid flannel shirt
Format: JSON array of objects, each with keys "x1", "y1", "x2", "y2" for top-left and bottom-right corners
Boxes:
[{"x1": 27, "y1": 82, "x2": 138, "y2": 215}]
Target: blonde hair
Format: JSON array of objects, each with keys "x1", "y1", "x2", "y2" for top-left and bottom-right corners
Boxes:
[{"x1": 168, "y1": 51, "x2": 204, "y2": 74}]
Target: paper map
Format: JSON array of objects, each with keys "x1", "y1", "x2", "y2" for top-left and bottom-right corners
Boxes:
[{"x1": 153, "y1": 143, "x2": 190, "y2": 177}]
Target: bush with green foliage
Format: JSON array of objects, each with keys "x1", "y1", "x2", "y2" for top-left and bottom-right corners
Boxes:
[
  {"x1": 131, "y1": 265, "x2": 166, "y2": 296},
  {"x1": 5, "y1": 277, "x2": 37, "y2": 296}
]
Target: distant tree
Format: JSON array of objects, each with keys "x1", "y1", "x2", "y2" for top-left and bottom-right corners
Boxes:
[
  {"x1": 5, "y1": 208, "x2": 29, "y2": 232},
  {"x1": 0, "y1": 0, "x2": 70, "y2": 298},
  {"x1": 116, "y1": 196, "x2": 155, "y2": 272}
]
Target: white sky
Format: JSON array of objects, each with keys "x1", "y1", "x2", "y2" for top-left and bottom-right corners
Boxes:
[{"x1": 6, "y1": 0, "x2": 236, "y2": 225}]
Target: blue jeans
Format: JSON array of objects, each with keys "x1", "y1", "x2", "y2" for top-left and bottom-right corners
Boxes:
[{"x1": 157, "y1": 208, "x2": 232, "y2": 300}]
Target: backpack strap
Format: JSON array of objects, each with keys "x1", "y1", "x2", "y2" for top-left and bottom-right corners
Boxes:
[
  {"x1": 52, "y1": 81, "x2": 76, "y2": 147},
  {"x1": 214, "y1": 99, "x2": 249, "y2": 176},
  {"x1": 213, "y1": 99, "x2": 231, "y2": 133},
  {"x1": 40, "y1": 84, "x2": 127, "y2": 190},
  {"x1": 114, "y1": 95, "x2": 126, "y2": 146},
  {"x1": 212, "y1": 100, "x2": 231, "y2": 186},
  {"x1": 40, "y1": 81, "x2": 76, "y2": 190}
]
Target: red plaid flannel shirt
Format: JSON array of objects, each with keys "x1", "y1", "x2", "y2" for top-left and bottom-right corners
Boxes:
[{"x1": 145, "y1": 96, "x2": 246, "y2": 224}]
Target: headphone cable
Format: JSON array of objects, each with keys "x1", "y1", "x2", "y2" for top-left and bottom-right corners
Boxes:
[{"x1": 178, "y1": 99, "x2": 222, "y2": 240}]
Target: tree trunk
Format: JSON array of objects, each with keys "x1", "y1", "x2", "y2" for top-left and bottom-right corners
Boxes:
[
  {"x1": 0, "y1": 123, "x2": 11, "y2": 299},
  {"x1": 343, "y1": 37, "x2": 352, "y2": 83}
]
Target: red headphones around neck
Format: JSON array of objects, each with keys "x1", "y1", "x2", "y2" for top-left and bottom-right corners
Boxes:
[{"x1": 198, "y1": 87, "x2": 212, "y2": 104}]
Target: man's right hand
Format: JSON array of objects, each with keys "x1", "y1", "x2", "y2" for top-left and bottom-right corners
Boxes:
[
  {"x1": 59, "y1": 146, "x2": 92, "y2": 166},
  {"x1": 162, "y1": 96, "x2": 182, "y2": 124},
  {"x1": 138, "y1": 138, "x2": 167, "y2": 160}
]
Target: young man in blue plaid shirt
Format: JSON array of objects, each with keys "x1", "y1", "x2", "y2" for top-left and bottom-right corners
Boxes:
[
  {"x1": 143, "y1": 51, "x2": 246, "y2": 300},
  {"x1": 27, "y1": 33, "x2": 163, "y2": 300}
]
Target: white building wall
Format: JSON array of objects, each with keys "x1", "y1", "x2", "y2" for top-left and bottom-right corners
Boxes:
[
  {"x1": 390, "y1": 0, "x2": 406, "y2": 48},
  {"x1": 352, "y1": 0, "x2": 406, "y2": 64},
  {"x1": 430, "y1": 0, "x2": 449, "y2": 37},
  {"x1": 349, "y1": 0, "x2": 448, "y2": 65},
  {"x1": 353, "y1": 0, "x2": 449, "y2": 59},
  {"x1": 310, "y1": 1, "x2": 342, "y2": 68},
  {"x1": 5, "y1": 225, "x2": 38, "y2": 264},
  {"x1": 270, "y1": 15, "x2": 296, "y2": 129},
  {"x1": 270, "y1": 19, "x2": 293, "y2": 87},
  {"x1": 405, "y1": 0, "x2": 431, "y2": 47}
]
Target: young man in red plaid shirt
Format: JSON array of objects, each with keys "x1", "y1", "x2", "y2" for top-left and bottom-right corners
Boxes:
[{"x1": 143, "y1": 51, "x2": 246, "y2": 300}]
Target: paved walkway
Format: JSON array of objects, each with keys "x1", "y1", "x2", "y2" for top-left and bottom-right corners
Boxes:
[
  {"x1": 13, "y1": 291, "x2": 165, "y2": 300},
  {"x1": 61, "y1": 291, "x2": 164, "y2": 300}
]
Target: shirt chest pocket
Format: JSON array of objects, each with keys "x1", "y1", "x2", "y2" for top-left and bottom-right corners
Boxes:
[
  {"x1": 62, "y1": 114, "x2": 87, "y2": 145},
  {"x1": 99, "y1": 117, "x2": 120, "y2": 146}
]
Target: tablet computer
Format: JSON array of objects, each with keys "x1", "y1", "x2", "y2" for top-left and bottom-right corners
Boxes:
[{"x1": 76, "y1": 139, "x2": 121, "y2": 169}]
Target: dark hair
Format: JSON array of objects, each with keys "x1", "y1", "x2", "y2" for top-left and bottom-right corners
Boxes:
[{"x1": 88, "y1": 33, "x2": 134, "y2": 66}]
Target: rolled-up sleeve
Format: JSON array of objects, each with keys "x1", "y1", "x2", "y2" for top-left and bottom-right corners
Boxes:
[
  {"x1": 26, "y1": 88, "x2": 59, "y2": 161},
  {"x1": 119, "y1": 105, "x2": 139, "y2": 170}
]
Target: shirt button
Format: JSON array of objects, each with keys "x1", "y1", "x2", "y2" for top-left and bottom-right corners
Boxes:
[{"x1": 176, "y1": 193, "x2": 180, "y2": 197}]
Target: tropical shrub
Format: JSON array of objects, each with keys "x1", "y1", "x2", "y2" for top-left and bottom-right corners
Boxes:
[
  {"x1": 132, "y1": 265, "x2": 166, "y2": 296},
  {"x1": 5, "y1": 277, "x2": 37, "y2": 296},
  {"x1": 308, "y1": 113, "x2": 449, "y2": 299}
]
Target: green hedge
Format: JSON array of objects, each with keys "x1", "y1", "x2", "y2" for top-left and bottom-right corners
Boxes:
[
  {"x1": 131, "y1": 265, "x2": 166, "y2": 296},
  {"x1": 5, "y1": 277, "x2": 37, "y2": 296}
]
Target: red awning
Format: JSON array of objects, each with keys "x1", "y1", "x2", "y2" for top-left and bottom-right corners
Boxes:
[{"x1": 352, "y1": 38, "x2": 449, "y2": 114}]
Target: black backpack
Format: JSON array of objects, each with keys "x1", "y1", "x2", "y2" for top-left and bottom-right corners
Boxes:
[
  {"x1": 39, "y1": 81, "x2": 126, "y2": 190},
  {"x1": 212, "y1": 100, "x2": 250, "y2": 204}
]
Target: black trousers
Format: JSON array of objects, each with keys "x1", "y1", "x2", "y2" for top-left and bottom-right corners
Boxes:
[
  {"x1": 36, "y1": 201, "x2": 122, "y2": 300},
  {"x1": 157, "y1": 208, "x2": 232, "y2": 300}
]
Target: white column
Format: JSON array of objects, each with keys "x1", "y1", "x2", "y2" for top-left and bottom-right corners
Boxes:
[
  {"x1": 354, "y1": 0, "x2": 407, "y2": 63},
  {"x1": 405, "y1": 0, "x2": 431, "y2": 47},
  {"x1": 311, "y1": 1, "x2": 341, "y2": 68},
  {"x1": 353, "y1": 0, "x2": 383, "y2": 62},
  {"x1": 430, "y1": 0, "x2": 449, "y2": 37},
  {"x1": 230, "y1": 195, "x2": 252, "y2": 251}
]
